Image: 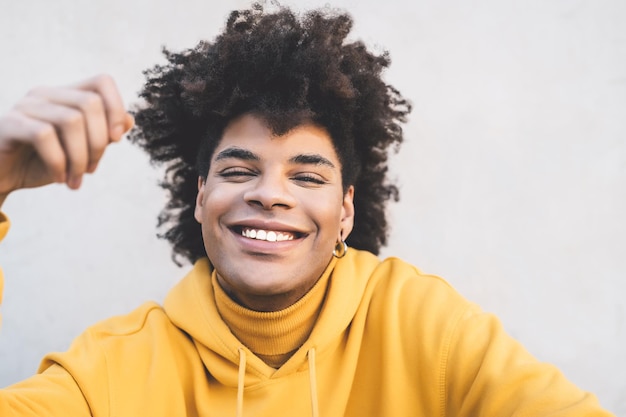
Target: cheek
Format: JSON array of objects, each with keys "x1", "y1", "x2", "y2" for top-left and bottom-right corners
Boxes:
[
  {"x1": 197, "y1": 186, "x2": 240, "y2": 229},
  {"x1": 301, "y1": 192, "x2": 345, "y2": 231},
  {"x1": 205, "y1": 185, "x2": 239, "y2": 208}
]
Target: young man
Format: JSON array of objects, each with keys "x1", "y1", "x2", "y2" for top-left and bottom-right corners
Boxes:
[{"x1": 0, "y1": 4, "x2": 615, "y2": 416}]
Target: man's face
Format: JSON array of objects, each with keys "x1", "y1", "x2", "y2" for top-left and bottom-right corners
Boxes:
[{"x1": 194, "y1": 114, "x2": 354, "y2": 311}]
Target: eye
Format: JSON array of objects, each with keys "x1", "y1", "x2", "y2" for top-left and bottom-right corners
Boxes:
[
  {"x1": 292, "y1": 173, "x2": 326, "y2": 186},
  {"x1": 218, "y1": 167, "x2": 256, "y2": 182}
]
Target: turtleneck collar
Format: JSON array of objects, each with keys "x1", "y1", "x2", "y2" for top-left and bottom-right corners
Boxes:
[{"x1": 213, "y1": 258, "x2": 336, "y2": 368}]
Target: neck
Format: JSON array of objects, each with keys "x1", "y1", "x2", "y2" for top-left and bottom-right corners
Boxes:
[
  {"x1": 216, "y1": 274, "x2": 319, "y2": 312},
  {"x1": 213, "y1": 260, "x2": 335, "y2": 368}
]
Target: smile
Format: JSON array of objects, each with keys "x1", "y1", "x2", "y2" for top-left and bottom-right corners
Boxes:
[{"x1": 241, "y1": 227, "x2": 296, "y2": 242}]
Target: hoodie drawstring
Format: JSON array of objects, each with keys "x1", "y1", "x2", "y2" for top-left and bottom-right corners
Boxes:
[
  {"x1": 237, "y1": 348, "x2": 246, "y2": 417},
  {"x1": 235, "y1": 347, "x2": 319, "y2": 417},
  {"x1": 308, "y1": 348, "x2": 319, "y2": 417}
]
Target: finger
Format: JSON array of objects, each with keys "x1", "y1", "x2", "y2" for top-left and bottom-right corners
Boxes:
[
  {"x1": 0, "y1": 110, "x2": 67, "y2": 184},
  {"x1": 73, "y1": 74, "x2": 128, "y2": 142},
  {"x1": 15, "y1": 96, "x2": 89, "y2": 189},
  {"x1": 28, "y1": 86, "x2": 108, "y2": 173},
  {"x1": 124, "y1": 112, "x2": 135, "y2": 132}
]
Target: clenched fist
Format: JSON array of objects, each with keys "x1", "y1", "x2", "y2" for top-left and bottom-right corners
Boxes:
[{"x1": 0, "y1": 75, "x2": 134, "y2": 206}]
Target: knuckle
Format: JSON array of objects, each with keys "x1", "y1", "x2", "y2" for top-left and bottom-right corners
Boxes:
[
  {"x1": 33, "y1": 124, "x2": 56, "y2": 144},
  {"x1": 92, "y1": 73, "x2": 115, "y2": 90},
  {"x1": 78, "y1": 91, "x2": 104, "y2": 113},
  {"x1": 59, "y1": 109, "x2": 84, "y2": 131},
  {"x1": 13, "y1": 95, "x2": 39, "y2": 111},
  {"x1": 26, "y1": 86, "x2": 47, "y2": 97},
  {"x1": 2, "y1": 110, "x2": 22, "y2": 125},
  {"x1": 0, "y1": 111, "x2": 28, "y2": 139},
  {"x1": 46, "y1": 153, "x2": 66, "y2": 174}
]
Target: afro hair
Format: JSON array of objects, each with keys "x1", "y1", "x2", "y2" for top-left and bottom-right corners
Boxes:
[{"x1": 129, "y1": 3, "x2": 411, "y2": 265}]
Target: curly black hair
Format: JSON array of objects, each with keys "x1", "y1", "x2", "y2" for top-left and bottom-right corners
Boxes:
[{"x1": 129, "y1": 3, "x2": 411, "y2": 265}]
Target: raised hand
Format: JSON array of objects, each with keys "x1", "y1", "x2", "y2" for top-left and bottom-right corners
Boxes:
[{"x1": 0, "y1": 75, "x2": 134, "y2": 206}]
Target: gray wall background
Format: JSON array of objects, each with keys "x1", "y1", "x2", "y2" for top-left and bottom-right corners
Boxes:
[{"x1": 0, "y1": 0, "x2": 624, "y2": 414}]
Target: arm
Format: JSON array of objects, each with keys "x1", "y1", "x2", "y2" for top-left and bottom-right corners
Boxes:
[
  {"x1": 444, "y1": 304, "x2": 615, "y2": 416},
  {"x1": 0, "y1": 366, "x2": 92, "y2": 416},
  {"x1": 1, "y1": 215, "x2": 92, "y2": 416},
  {"x1": 0, "y1": 75, "x2": 132, "y2": 415},
  {"x1": 1, "y1": 217, "x2": 102, "y2": 416}
]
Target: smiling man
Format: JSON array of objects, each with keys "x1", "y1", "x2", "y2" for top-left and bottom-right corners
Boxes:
[
  {"x1": 0, "y1": 3, "x2": 615, "y2": 417},
  {"x1": 195, "y1": 115, "x2": 354, "y2": 312}
]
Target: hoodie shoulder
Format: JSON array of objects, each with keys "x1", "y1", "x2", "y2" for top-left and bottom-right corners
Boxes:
[{"x1": 86, "y1": 301, "x2": 169, "y2": 337}]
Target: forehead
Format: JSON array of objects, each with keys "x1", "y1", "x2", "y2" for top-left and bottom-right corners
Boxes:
[{"x1": 214, "y1": 114, "x2": 340, "y2": 163}]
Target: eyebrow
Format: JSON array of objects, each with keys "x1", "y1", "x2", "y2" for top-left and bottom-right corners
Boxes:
[
  {"x1": 214, "y1": 147, "x2": 336, "y2": 168},
  {"x1": 214, "y1": 147, "x2": 260, "y2": 162},
  {"x1": 290, "y1": 154, "x2": 336, "y2": 168}
]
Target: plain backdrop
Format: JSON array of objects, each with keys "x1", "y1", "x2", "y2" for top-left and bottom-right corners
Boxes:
[{"x1": 0, "y1": 0, "x2": 624, "y2": 414}]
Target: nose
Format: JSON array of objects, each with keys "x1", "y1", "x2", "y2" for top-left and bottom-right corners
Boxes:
[{"x1": 243, "y1": 172, "x2": 297, "y2": 210}]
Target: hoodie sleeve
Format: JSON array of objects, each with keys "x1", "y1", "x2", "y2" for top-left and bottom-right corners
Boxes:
[
  {"x1": 0, "y1": 365, "x2": 92, "y2": 417},
  {"x1": 443, "y1": 304, "x2": 615, "y2": 416},
  {"x1": 0, "y1": 213, "x2": 92, "y2": 417},
  {"x1": 1, "y1": 212, "x2": 9, "y2": 325}
]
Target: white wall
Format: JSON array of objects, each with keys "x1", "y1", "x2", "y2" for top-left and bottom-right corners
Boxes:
[{"x1": 0, "y1": 0, "x2": 624, "y2": 414}]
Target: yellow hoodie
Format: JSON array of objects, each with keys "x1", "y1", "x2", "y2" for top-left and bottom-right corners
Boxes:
[{"x1": 0, "y1": 214, "x2": 614, "y2": 416}]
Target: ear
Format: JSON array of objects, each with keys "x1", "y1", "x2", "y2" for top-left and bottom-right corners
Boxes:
[
  {"x1": 194, "y1": 177, "x2": 205, "y2": 224},
  {"x1": 339, "y1": 185, "x2": 355, "y2": 240}
]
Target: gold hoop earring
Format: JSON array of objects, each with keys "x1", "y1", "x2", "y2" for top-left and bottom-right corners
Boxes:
[{"x1": 333, "y1": 240, "x2": 348, "y2": 258}]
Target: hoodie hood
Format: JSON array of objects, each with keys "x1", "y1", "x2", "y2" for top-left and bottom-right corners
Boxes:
[{"x1": 163, "y1": 249, "x2": 380, "y2": 386}]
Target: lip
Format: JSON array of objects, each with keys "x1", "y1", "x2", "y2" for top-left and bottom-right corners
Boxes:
[
  {"x1": 227, "y1": 219, "x2": 309, "y2": 254},
  {"x1": 228, "y1": 219, "x2": 308, "y2": 237}
]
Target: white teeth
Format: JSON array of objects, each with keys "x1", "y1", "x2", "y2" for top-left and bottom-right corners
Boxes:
[{"x1": 241, "y1": 228, "x2": 295, "y2": 242}]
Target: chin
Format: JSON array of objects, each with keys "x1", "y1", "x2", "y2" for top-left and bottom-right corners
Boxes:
[
  {"x1": 242, "y1": 275, "x2": 300, "y2": 296},
  {"x1": 219, "y1": 268, "x2": 296, "y2": 294}
]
